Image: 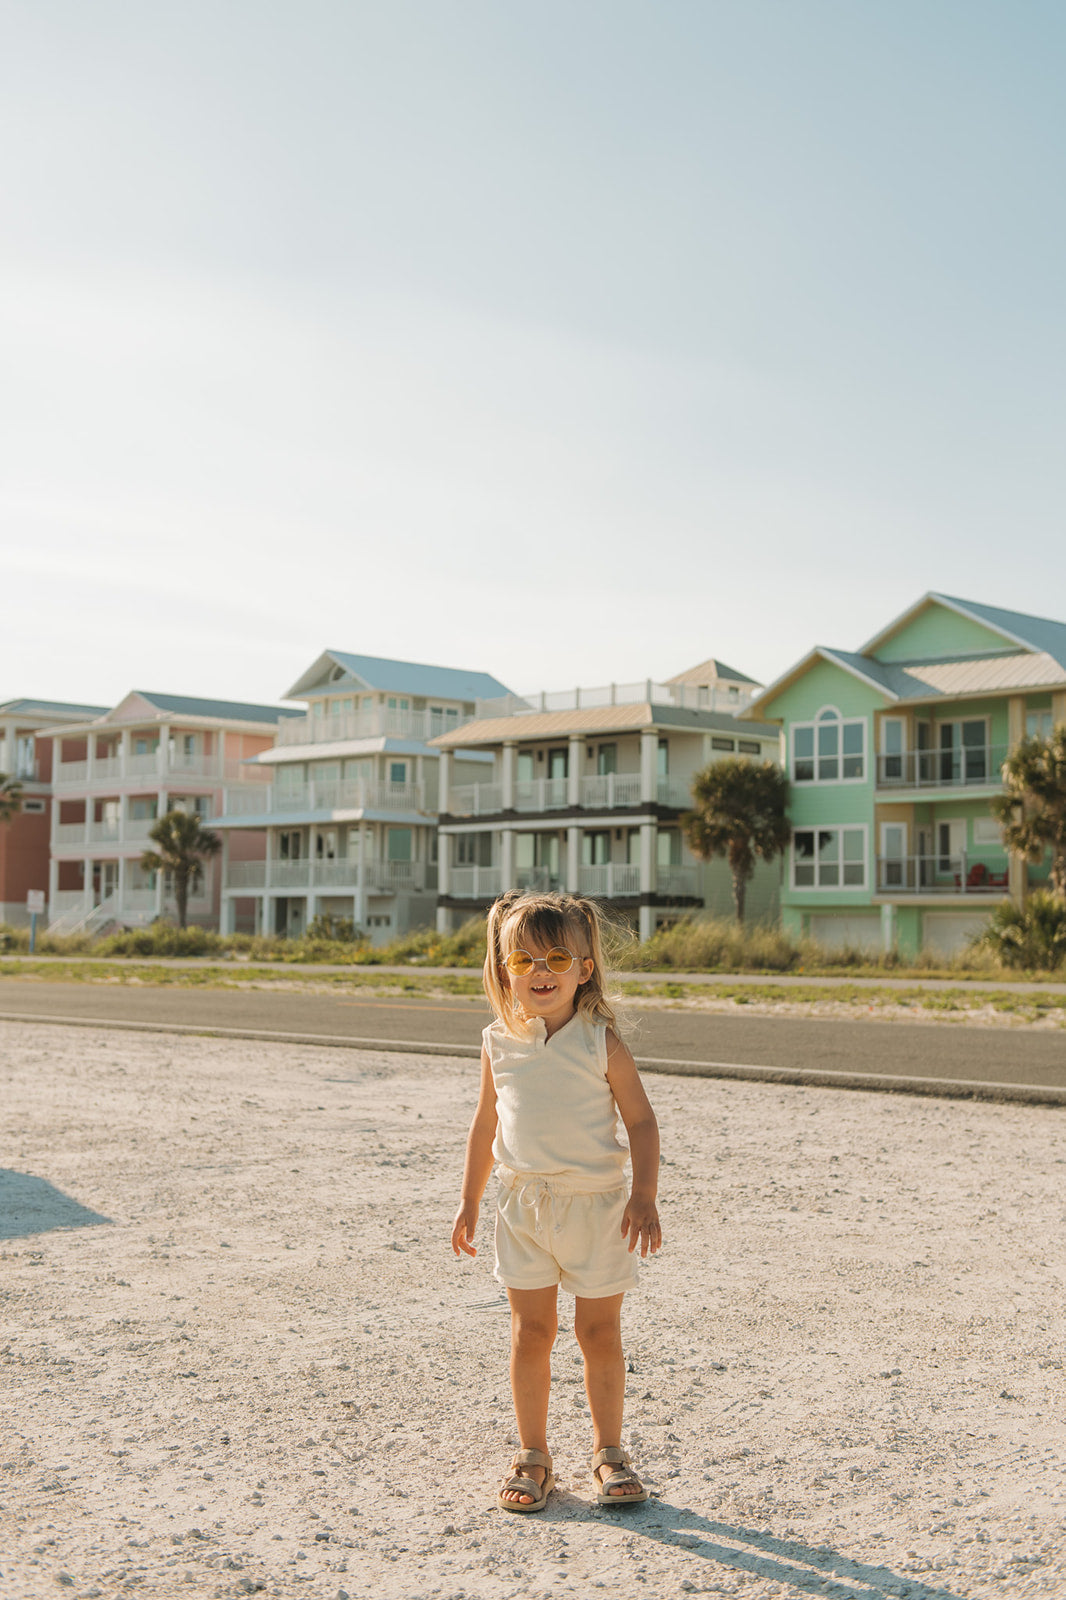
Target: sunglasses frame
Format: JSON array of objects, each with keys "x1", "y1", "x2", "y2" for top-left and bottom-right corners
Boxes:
[{"x1": 503, "y1": 945, "x2": 577, "y2": 977}]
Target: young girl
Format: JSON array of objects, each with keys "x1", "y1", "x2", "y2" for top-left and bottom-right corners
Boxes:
[{"x1": 451, "y1": 890, "x2": 662, "y2": 1513}]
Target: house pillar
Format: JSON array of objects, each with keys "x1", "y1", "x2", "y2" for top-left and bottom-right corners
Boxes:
[
  {"x1": 640, "y1": 730, "x2": 658, "y2": 804},
  {"x1": 438, "y1": 751, "x2": 451, "y2": 814},
  {"x1": 85, "y1": 732, "x2": 95, "y2": 785},
  {"x1": 880, "y1": 902, "x2": 896, "y2": 955},
  {"x1": 638, "y1": 820, "x2": 657, "y2": 941},
  {"x1": 117, "y1": 855, "x2": 127, "y2": 915},
  {"x1": 47, "y1": 856, "x2": 59, "y2": 922},
  {"x1": 158, "y1": 724, "x2": 171, "y2": 782},
  {"x1": 220, "y1": 895, "x2": 236, "y2": 935},
  {"x1": 567, "y1": 737, "x2": 582, "y2": 807},
  {"x1": 1052, "y1": 690, "x2": 1066, "y2": 728},
  {"x1": 354, "y1": 825, "x2": 367, "y2": 928},
  {"x1": 566, "y1": 825, "x2": 580, "y2": 892},
  {"x1": 501, "y1": 742, "x2": 516, "y2": 810},
  {"x1": 500, "y1": 826, "x2": 515, "y2": 889},
  {"x1": 1007, "y1": 696, "x2": 1025, "y2": 753}
]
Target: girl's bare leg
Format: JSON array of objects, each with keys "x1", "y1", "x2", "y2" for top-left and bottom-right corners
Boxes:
[
  {"x1": 503, "y1": 1285, "x2": 558, "y2": 1505},
  {"x1": 574, "y1": 1292, "x2": 641, "y2": 1497}
]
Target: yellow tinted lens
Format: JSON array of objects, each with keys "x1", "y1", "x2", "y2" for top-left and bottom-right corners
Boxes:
[
  {"x1": 545, "y1": 947, "x2": 574, "y2": 973},
  {"x1": 505, "y1": 950, "x2": 534, "y2": 975}
]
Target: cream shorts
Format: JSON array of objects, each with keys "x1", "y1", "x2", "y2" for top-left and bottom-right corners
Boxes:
[{"x1": 493, "y1": 1168, "x2": 639, "y2": 1299}]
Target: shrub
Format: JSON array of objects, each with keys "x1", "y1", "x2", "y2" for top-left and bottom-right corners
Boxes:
[
  {"x1": 973, "y1": 891, "x2": 1066, "y2": 971},
  {"x1": 305, "y1": 913, "x2": 363, "y2": 944},
  {"x1": 629, "y1": 916, "x2": 802, "y2": 973},
  {"x1": 95, "y1": 922, "x2": 225, "y2": 958}
]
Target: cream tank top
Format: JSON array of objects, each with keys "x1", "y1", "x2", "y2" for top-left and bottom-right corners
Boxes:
[{"x1": 484, "y1": 1011, "x2": 629, "y2": 1190}]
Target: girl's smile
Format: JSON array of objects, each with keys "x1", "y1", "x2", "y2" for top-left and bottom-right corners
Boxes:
[{"x1": 504, "y1": 941, "x2": 594, "y2": 1036}]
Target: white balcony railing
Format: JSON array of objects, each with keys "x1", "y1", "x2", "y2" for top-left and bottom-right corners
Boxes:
[
  {"x1": 656, "y1": 866, "x2": 700, "y2": 898},
  {"x1": 217, "y1": 780, "x2": 426, "y2": 818},
  {"x1": 876, "y1": 745, "x2": 1009, "y2": 790},
  {"x1": 474, "y1": 680, "x2": 756, "y2": 717},
  {"x1": 223, "y1": 859, "x2": 438, "y2": 894},
  {"x1": 54, "y1": 823, "x2": 88, "y2": 846},
  {"x1": 445, "y1": 773, "x2": 690, "y2": 817},
  {"x1": 576, "y1": 863, "x2": 642, "y2": 897},
  {"x1": 277, "y1": 707, "x2": 470, "y2": 747},
  {"x1": 448, "y1": 866, "x2": 503, "y2": 899},
  {"x1": 875, "y1": 854, "x2": 1011, "y2": 895},
  {"x1": 579, "y1": 773, "x2": 643, "y2": 809}
]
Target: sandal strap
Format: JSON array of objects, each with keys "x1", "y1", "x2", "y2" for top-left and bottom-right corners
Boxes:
[
  {"x1": 502, "y1": 1473, "x2": 544, "y2": 1496},
  {"x1": 592, "y1": 1446, "x2": 631, "y2": 1472},
  {"x1": 513, "y1": 1448, "x2": 552, "y2": 1470}
]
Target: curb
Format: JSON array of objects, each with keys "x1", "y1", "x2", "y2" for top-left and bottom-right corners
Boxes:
[{"x1": 2, "y1": 1010, "x2": 1064, "y2": 1105}]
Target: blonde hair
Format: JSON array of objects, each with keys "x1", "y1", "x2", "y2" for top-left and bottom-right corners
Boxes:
[{"x1": 483, "y1": 890, "x2": 622, "y2": 1038}]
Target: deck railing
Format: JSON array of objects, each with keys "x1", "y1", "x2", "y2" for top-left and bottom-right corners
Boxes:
[
  {"x1": 276, "y1": 707, "x2": 469, "y2": 746},
  {"x1": 875, "y1": 854, "x2": 1010, "y2": 894},
  {"x1": 444, "y1": 773, "x2": 687, "y2": 816},
  {"x1": 216, "y1": 780, "x2": 425, "y2": 818},
  {"x1": 876, "y1": 744, "x2": 1009, "y2": 789},
  {"x1": 224, "y1": 859, "x2": 437, "y2": 893}
]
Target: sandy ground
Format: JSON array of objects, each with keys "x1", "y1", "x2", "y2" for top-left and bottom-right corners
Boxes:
[{"x1": 1, "y1": 1021, "x2": 1064, "y2": 1600}]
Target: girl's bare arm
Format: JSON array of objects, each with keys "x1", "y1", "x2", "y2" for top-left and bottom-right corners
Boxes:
[
  {"x1": 606, "y1": 1029, "x2": 662, "y2": 1256},
  {"x1": 451, "y1": 1046, "x2": 498, "y2": 1257}
]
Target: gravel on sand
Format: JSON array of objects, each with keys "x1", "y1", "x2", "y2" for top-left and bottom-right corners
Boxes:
[{"x1": 1, "y1": 1020, "x2": 1064, "y2": 1599}]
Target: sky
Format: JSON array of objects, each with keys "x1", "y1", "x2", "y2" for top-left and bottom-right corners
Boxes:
[{"x1": 3, "y1": 1, "x2": 1065, "y2": 709}]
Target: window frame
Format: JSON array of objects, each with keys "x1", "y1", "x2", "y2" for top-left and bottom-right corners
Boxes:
[
  {"x1": 791, "y1": 825, "x2": 868, "y2": 890},
  {"x1": 791, "y1": 707, "x2": 867, "y2": 785}
]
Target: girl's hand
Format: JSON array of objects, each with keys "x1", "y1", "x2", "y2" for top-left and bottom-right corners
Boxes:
[
  {"x1": 451, "y1": 1201, "x2": 479, "y2": 1258},
  {"x1": 621, "y1": 1195, "x2": 662, "y2": 1257}
]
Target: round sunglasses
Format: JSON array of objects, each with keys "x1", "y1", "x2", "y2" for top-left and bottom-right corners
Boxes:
[{"x1": 503, "y1": 946, "x2": 577, "y2": 977}]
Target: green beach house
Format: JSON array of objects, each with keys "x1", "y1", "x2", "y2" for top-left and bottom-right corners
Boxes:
[{"x1": 742, "y1": 594, "x2": 1066, "y2": 958}]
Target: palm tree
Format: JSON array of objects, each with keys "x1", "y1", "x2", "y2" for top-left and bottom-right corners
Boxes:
[
  {"x1": 682, "y1": 757, "x2": 790, "y2": 923},
  {"x1": 140, "y1": 808, "x2": 222, "y2": 929},
  {"x1": 991, "y1": 726, "x2": 1066, "y2": 900},
  {"x1": 0, "y1": 773, "x2": 23, "y2": 823}
]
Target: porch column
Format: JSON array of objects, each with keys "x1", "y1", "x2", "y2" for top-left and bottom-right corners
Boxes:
[
  {"x1": 1052, "y1": 690, "x2": 1066, "y2": 728},
  {"x1": 638, "y1": 820, "x2": 657, "y2": 941},
  {"x1": 83, "y1": 859, "x2": 95, "y2": 911},
  {"x1": 500, "y1": 826, "x2": 515, "y2": 889},
  {"x1": 501, "y1": 742, "x2": 516, "y2": 810},
  {"x1": 117, "y1": 854, "x2": 127, "y2": 915},
  {"x1": 567, "y1": 736, "x2": 582, "y2": 808},
  {"x1": 220, "y1": 895, "x2": 236, "y2": 935},
  {"x1": 157, "y1": 724, "x2": 171, "y2": 782},
  {"x1": 86, "y1": 732, "x2": 95, "y2": 785},
  {"x1": 354, "y1": 826, "x2": 367, "y2": 928},
  {"x1": 47, "y1": 855, "x2": 59, "y2": 921},
  {"x1": 566, "y1": 825, "x2": 580, "y2": 892},
  {"x1": 120, "y1": 728, "x2": 131, "y2": 779},
  {"x1": 438, "y1": 751, "x2": 451, "y2": 814},
  {"x1": 880, "y1": 902, "x2": 896, "y2": 956},
  {"x1": 220, "y1": 832, "x2": 230, "y2": 904},
  {"x1": 640, "y1": 730, "x2": 658, "y2": 804},
  {"x1": 1007, "y1": 696, "x2": 1025, "y2": 753}
]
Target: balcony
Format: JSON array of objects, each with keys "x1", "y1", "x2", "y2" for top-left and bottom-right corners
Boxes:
[
  {"x1": 473, "y1": 679, "x2": 754, "y2": 717},
  {"x1": 53, "y1": 817, "x2": 180, "y2": 850},
  {"x1": 217, "y1": 779, "x2": 425, "y2": 818},
  {"x1": 577, "y1": 863, "x2": 641, "y2": 897},
  {"x1": 52, "y1": 752, "x2": 272, "y2": 788},
  {"x1": 875, "y1": 854, "x2": 1010, "y2": 895},
  {"x1": 448, "y1": 866, "x2": 504, "y2": 899},
  {"x1": 445, "y1": 773, "x2": 689, "y2": 818},
  {"x1": 876, "y1": 744, "x2": 1008, "y2": 791},
  {"x1": 446, "y1": 862, "x2": 697, "y2": 901},
  {"x1": 276, "y1": 707, "x2": 468, "y2": 747},
  {"x1": 224, "y1": 859, "x2": 437, "y2": 894}
]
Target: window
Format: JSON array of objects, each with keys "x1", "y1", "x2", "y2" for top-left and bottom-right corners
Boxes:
[
  {"x1": 387, "y1": 827, "x2": 412, "y2": 862},
  {"x1": 792, "y1": 827, "x2": 866, "y2": 889},
  {"x1": 792, "y1": 709, "x2": 865, "y2": 783},
  {"x1": 386, "y1": 696, "x2": 410, "y2": 712},
  {"x1": 182, "y1": 734, "x2": 196, "y2": 757},
  {"x1": 517, "y1": 751, "x2": 535, "y2": 782},
  {"x1": 728, "y1": 686, "x2": 740, "y2": 703},
  {"x1": 881, "y1": 717, "x2": 905, "y2": 780},
  {"x1": 711, "y1": 737, "x2": 735, "y2": 752},
  {"x1": 389, "y1": 761, "x2": 407, "y2": 785},
  {"x1": 627, "y1": 829, "x2": 642, "y2": 865},
  {"x1": 582, "y1": 830, "x2": 611, "y2": 865},
  {"x1": 937, "y1": 719, "x2": 988, "y2": 783},
  {"x1": 738, "y1": 739, "x2": 761, "y2": 756},
  {"x1": 548, "y1": 748, "x2": 568, "y2": 781},
  {"x1": 656, "y1": 828, "x2": 681, "y2": 868},
  {"x1": 657, "y1": 739, "x2": 669, "y2": 777},
  {"x1": 279, "y1": 830, "x2": 303, "y2": 860},
  {"x1": 937, "y1": 820, "x2": 965, "y2": 872},
  {"x1": 597, "y1": 743, "x2": 617, "y2": 776},
  {"x1": 973, "y1": 816, "x2": 1001, "y2": 846},
  {"x1": 455, "y1": 832, "x2": 492, "y2": 867},
  {"x1": 23, "y1": 797, "x2": 45, "y2": 814},
  {"x1": 1026, "y1": 709, "x2": 1053, "y2": 739},
  {"x1": 880, "y1": 822, "x2": 907, "y2": 888},
  {"x1": 316, "y1": 828, "x2": 337, "y2": 859}
]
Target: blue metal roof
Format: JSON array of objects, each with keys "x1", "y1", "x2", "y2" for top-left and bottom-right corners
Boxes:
[
  {"x1": 316, "y1": 653, "x2": 513, "y2": 701},
  {"x1": 0, "y1": 699, "x2": 109, "y2": 718},
  {"x1": 134, "y1": 692, "x2": 303, "y2": 724},
  {"x1": 936, "y1": 595, "x2": 1066, "y2": 670}
]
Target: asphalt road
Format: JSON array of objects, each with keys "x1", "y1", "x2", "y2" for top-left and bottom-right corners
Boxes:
[{"x1": 1, "y1": 979, "x2": 1064, "y2": 1102}]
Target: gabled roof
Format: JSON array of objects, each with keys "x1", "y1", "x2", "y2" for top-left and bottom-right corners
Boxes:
[
  {"x1": 860, "y1": 592, "x2": 1066, "y2": 668},
  {"x1": 0, "y1": 698, "x2": 109, "y2": 720},
  {"x1": 284, "y1": 651, "x2": 514, "y2": 703},
  {"x1": 127, "y1": 692, "x2": 302, "y2": 725},
  {"x1": 741, "y1": 647, "x2": 900, "y2": 720},
  {"x1": 664, "y1": 658, "x2": 760, "y2": 687}
]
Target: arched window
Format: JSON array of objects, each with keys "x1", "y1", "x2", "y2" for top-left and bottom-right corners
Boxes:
[{"x1": 791, "y1": 707, "x2": 866, "y2": 783}]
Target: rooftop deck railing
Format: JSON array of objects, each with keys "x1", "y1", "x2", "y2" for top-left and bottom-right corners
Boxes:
[
  {"x1": 276, "y1": 707, "x2": 468, "y2": 747},
  {"x1": 474, "y1": 681, "x2": 755, "y2": 717}
]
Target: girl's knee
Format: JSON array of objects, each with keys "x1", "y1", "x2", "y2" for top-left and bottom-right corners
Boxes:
[
  {"x1": 511, "y1": 1311, "x2": 557, "y2": 1356},
  {"x1": 574, "y1": 1306, "x2": 623, "y2": 1357}
]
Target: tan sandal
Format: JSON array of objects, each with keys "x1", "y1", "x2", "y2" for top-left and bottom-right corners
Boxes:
[
  {"x1": 497, "y1": 1447, "x2": 555, "y2": 1513},
  {"x1": 592, "y1": 1445, "x2": 648, "y2": 1506}
]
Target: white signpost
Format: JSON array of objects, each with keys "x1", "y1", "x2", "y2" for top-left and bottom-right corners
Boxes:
[{"x1": 27, "y1": 889, "x2": 45, "y2": 952}]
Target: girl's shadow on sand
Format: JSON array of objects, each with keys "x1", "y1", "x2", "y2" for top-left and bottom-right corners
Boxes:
[
  {"x1": 0, "y1": 1169, "x2": 112, "y2": 1240},
  {"x1": 540, "y1": 1492, "x2": 966, "y2": 1600}
]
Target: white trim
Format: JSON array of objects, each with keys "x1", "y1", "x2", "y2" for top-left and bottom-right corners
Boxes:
[
  {"x1": 743, "y1": 646, "x2": 897, "y2": 721},
  {"x1": 791, "y1": 824, "x2": 868, "y2": 891},
  {"x1": 791, "y1": 707, "x2": 868, "y2": 785},
  {"x1": 858, "y1": 592, "x2": 1034, "y2": 659}
]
